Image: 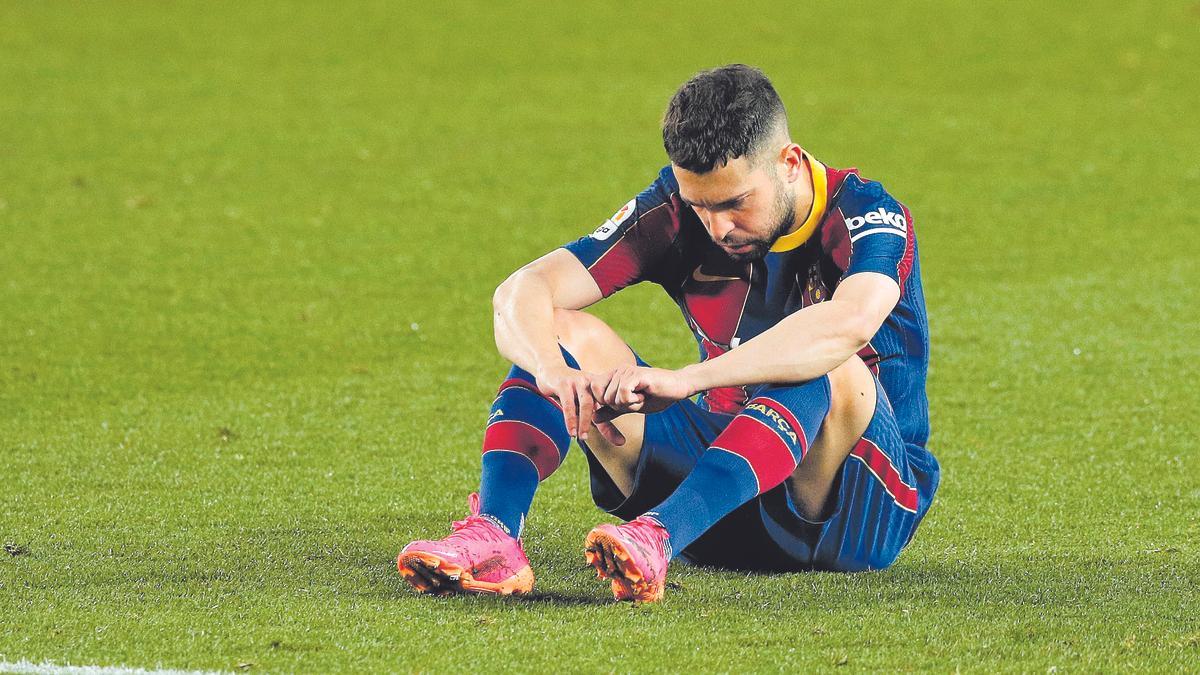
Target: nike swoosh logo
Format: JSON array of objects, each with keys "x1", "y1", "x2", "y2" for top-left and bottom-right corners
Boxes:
[{"x1": 692, "y1": 266, "x2": 742, "y2": 283}]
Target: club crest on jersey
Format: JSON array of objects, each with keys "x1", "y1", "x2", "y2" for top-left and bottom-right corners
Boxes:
[
  {"x1": 844, "y1": 207, "x2": 906, "y2": 231},
  {"x1": 591, "y1": 198, "x2": 636, "y2": 241},
  {"x1": 801, "y1": 264, "x2": 828, "y2": 305}
]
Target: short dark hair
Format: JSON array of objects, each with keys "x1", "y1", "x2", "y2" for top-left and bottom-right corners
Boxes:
[{"x1": 662, "y1": 64, "x2": 787, "y2": 173}]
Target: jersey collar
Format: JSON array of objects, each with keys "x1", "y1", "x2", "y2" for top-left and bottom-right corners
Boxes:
[{"x1": 769, "y1": 151, "x2": 827, "y2": 253}]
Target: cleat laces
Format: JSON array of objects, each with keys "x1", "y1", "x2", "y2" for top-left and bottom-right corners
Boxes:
[
  {"x1": 627, "y1": 517, "x2": 671, "y2": 557},
  {"x1": 443, "y1": 493, "x2": 511, "y2": 545}
]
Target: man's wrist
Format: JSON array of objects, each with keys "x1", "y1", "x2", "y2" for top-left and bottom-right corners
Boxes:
[{"x1": 678, "y1": 362, "x2": 711, "y2": 398}]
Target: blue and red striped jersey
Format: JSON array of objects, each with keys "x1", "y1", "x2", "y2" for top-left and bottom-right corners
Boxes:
[{"x1": 562, "y1": 154, "x2": 931, "y2": 448}]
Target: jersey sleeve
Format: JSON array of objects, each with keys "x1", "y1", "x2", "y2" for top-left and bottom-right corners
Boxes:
[
  {"x1": 560, "y1": 166, "x2": 683, "y2": 297},
  {"x1": 821, "y1": 174, "x2": 916, "y2": 290}
]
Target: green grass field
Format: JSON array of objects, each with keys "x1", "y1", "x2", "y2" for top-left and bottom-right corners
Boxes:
[{"x1": 3, "y1": 1, "x2": 1199, "y2": 672}]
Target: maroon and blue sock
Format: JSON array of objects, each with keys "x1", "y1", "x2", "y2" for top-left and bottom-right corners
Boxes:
[
  {"x1": 645, "y1": 377, "x2": 832, "y2": 555},
  {"x1": 477, "y1": 348, "x2": 580, "y2": 537}
]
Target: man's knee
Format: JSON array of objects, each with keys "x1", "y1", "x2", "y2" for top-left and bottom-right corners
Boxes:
[
  {"x1": 826, "y1": 355, "x2": 874, "y2": 401},
  {"x1": 783, "y1": 356, "x2": 877, "y2": 519},
  {"x1": 551, "y1": 308, "x2": 596, "y2": 346},
  {"x1": 551, "y1": 309, "x2": 636, "y2": 372},
  {"x1": 822, "y1": 356, "x2": 878, "y2": 434}
]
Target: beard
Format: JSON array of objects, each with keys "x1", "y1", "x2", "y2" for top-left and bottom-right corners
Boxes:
[{"x1": 721, "y1": 179, "x2": 796, "y2": 262}]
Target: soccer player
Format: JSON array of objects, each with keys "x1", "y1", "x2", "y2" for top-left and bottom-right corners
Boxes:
[{"x1": 398, "y1": 64, "x2": 940, "y2": 602}]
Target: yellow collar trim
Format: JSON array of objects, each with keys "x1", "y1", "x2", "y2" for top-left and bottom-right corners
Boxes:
[{"x1": 770, "y1": 152, "x2": 827, "y2": 253}]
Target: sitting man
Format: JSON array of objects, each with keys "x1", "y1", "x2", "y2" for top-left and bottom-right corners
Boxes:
[{"x1": 398, "y1": 64, "x2": 940, "y2": 602}]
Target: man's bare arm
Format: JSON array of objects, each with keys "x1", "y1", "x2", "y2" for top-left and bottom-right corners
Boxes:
[
  {"x1": 678, "y1": 272, "x2": 900, "y2": 393},
  {"x1": 492, "y1": 248, "x2": 604, "y2": 438},
  {"x1": 492, "y1": 248, "x2": 602, "y2": 373},
  {"x1": 589, "y1": 272, "x2": 901, "y2": 425}
]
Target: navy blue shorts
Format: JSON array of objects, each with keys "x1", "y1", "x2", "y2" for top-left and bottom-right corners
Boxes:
[{"x1": 581, "y1": 377, "x2": 940, "y2": 572}]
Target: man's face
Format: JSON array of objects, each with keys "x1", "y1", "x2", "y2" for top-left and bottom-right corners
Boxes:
[{"x1": 673, "y1": 154, "x2": 796, "y2": 262}]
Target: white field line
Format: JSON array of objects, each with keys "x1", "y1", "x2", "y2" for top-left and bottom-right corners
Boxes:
[{"x1": 0, "y1": 660, "x2": 229, "y2": 675}]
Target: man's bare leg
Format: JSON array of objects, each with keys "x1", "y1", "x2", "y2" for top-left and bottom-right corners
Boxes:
[
  {"x1": 397, "y1": 309, "x2": 644, "y2": 595},
  {"x1": 549, "y1": 309, "x2": 645, "y2": 497},
  {"x1": 582, "y1": 354, "x2": 879, "y2": 601},
  {"x1": 786, "y1": 355, "x2": 877, "y2": 520}
]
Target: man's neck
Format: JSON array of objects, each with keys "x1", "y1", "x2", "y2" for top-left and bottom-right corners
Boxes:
[
  {"x1": 768, "y1": 152, "x2": 826, "y2": 254},
  {"x1": 787, "y1": 155, "x2": 816, "y2": 236}
]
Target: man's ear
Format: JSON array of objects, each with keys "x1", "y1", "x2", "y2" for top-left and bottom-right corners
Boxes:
[{"x1": 779, "y1": 143, "x2": 805, "y2": 184}]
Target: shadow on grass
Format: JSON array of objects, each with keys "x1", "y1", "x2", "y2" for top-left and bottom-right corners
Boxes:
[
  {"x1": 298, "y1": 544, "x2": 614, "y2": 605},
  {"x1": 517, "y1": 590, "x2": 614, "y2": 606},
  {"x1": 255, "y1": 523, "x2": 1197, "y2": 613}
]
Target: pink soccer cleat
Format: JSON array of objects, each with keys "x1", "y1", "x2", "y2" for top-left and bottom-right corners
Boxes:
[
  {"x1": 584, "y1": 515, "x2": 672, "y2": 602},
  {"x1": 397, "y1": 493, "x2": 534, "y2": 596}
]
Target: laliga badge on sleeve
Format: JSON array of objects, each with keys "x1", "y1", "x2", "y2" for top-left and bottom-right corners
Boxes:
[{"x1": 590, "y1": 198, "x2": 636, "y2": 241}]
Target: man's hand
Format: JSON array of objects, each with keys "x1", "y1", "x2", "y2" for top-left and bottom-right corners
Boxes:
[
  {"x1": 534, "y1": 364, "x2": 599, "y2": 441},
  {"x1": 589, "y1": 366, "x2": 694, "y2": 445}
]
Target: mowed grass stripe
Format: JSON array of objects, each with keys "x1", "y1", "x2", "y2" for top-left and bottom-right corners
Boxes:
[{"x1": 0, "y1": 660, "x2": 227, "y2": 675}]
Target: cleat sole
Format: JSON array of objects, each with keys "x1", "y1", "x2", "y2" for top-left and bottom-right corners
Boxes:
[
  {"x1": 583, "y1": 527, "x2": 665, "y2": 603},
  {"x1": 397, "y1": 551, "x2": 534, "y2": 596}
]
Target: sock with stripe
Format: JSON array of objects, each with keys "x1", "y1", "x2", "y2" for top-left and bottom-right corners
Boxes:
[
  {"x1": 477, "y1": 348, "x2": 580, "y2": 538},
  {"x1": 645, "y1": 377, "x2": 832, "y2": 555}
]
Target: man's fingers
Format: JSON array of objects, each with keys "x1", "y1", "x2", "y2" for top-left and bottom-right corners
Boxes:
[
  {"x1": 617, "y1": 376, "x2": 644, "y2": 407},
  {"x1": 602, "y1": 372, "x2": 623, "y2": 407},
  {"x1": 539, "y1": 381, "x2": 560, "y2": 401},
  {"x1": 595, "y1": 420, "x2": 626, "y2": 446},
  {"x1": 561, "y1": 383, "x2": 579, "y2": 438},
  {"x1": 594, "y1": 405, "x2": 617, "y2": 424},
  {"x1": 589, "y1": 374, "x2": 610, "y2": 403},
  {"x1": 576, "y1": 384, "x2": 595, "y2": 441}
]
